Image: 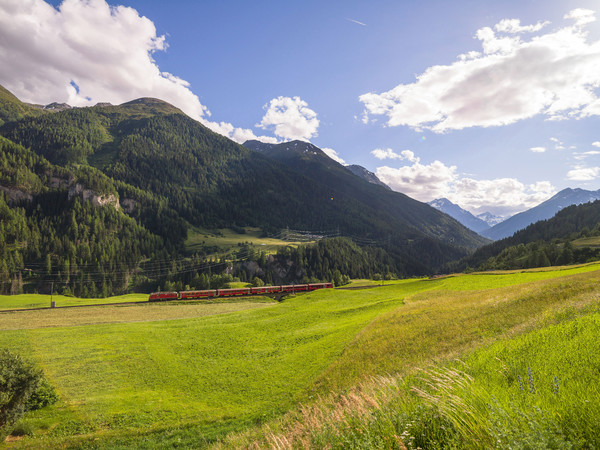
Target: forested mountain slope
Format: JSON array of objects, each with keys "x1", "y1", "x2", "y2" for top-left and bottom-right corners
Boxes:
[
  {"x1": 0, "y1": 85, "x2": 46, "y2": 126},
  {"x1": 481, "y1": 187, "x2": 600, "y2": 240},
  {"x1": 451, "y1": 200, "x2": 600, "y2": 271},
  {"x1": 244, "y1": 139, "x2": 488, "y2": 249},
  {"x1": 0, "y1": 84, "x2": 490, "y2": 294}
]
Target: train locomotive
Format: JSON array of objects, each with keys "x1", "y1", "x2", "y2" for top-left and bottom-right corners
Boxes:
[{"x1": 149, "y1": 282, "x2": 333, "y2": 301}]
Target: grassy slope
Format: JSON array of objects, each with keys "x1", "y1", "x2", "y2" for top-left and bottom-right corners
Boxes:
[
  {"x1": 0, "y1": 288, "x2": 413, "y2": 448},
  {"x1": 222, "y1": 265, "x2": 600, "y2": 449},
  {"x1": 2, "y1": 263, "x2": 600, "y2": 448},
  {"x1": 572, "y1": 235, "x2": 600, "y2": 247},
  {"x1": 315, "y1": 266, "x2": 600, "y2": 393},
  {"x1": 185, "y1": 227, "x2": 313, "y2": 254},
  {"x1": 0, "y1": 300, "x2": 274, "y2": 330}
]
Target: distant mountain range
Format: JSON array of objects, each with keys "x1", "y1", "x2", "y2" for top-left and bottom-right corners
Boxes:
[
  {"x1": 481, "y1": 188, "x2": 600, "y2": 240},
  {"x1": 428, "y1": 198, "x2": 491, "y2": 234},
  {"x1": 455, "y1": 198, "x2": 600, "y2": 272},
  {"x1": 476, "y1": 211, "x2": 505, "y2": 227}
]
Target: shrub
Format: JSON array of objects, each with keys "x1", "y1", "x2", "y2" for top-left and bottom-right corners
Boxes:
[{"x1": 0, "y1": 349, "x2": 58, "y2": 439}]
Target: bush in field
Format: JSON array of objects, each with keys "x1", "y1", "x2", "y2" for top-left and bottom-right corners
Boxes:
[{"x1": 0, "y1": 349, "x2": 58, "y2": 439}]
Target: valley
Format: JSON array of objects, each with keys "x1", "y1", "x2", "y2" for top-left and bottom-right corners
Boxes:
[
  {"x1": 2, "y1": 1, "x2": 600, "y2": 447},
  {"x1": 0, "y1": 264, "x2": 599, "y2": 447}
]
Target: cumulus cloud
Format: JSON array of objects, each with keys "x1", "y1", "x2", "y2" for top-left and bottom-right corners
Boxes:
[
  {"x1": 0, "y1": 0, "x2": 208, "y2": 116},
  {"x1": 494, "y1": 19, "x2": 550, "y2": 34},
  {"x1": 593, "y1": 141, "x2": 600, "y2": 147},
  {"x1": 0, "y1": 0, "x2": 280, "y2": 145},
  {"x1": 565, "y1": 8, "x2": 596, "y2": 26},
  {"x1": 370, "y1": 148, "x2": 419, "y2": 162},
  {"x1": 257, "y1": 96, "x2": 319, "y2": 141},
  {"x1": 530, "y1": 146, "x2": 546, "y2": 153},
  {"x1": 359, "y1": 8, "x2": 600, "y2": 132},
  {"x1": 205, "y1": 121, "x2": 279, "y2": 144},
  {"x1": 449, "y1": 179, "x2": 555, "y2": 216},
  {"x1": 376, "y1": 161, "x2": 457, "y2": 201},
  {"x1": 322, "y1": 148, "x2": 346, "y2": 165},
  {"x1": 567, "y1": 166, "x2": 600, "y2": 180},
  {"x1": 374, "y1": 149, "x2": 555, "y2": 216}
]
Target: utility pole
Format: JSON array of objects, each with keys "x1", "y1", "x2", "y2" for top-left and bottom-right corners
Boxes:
[{"x1": 50, "y1": 281, "x2": 55, "y2": 308}]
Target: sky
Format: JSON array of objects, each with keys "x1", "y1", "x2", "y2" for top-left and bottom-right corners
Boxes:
[{"x1": 1, "y1": 0, "x2": 600, "y2": 218}]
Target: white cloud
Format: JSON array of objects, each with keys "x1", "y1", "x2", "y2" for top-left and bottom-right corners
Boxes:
[
  {"x1": 0, "y1": 0, "x2": 207, "y2": 117},
  {"x1": 374, "y1": 149, "x2": 555, "y2": 216},
  {"x1": 565, "y1": 8, "x2": 596, "y2": 26},
  {"x1": 567, "y1": 166, "x2": 600, "y2": 180},
  {"x1": 530, "y1": 146, "x2": 546, "y2": 153},
  {"x1": 359, "y1": 8, "x2": 600, "y2": 132},
  {"x1": 449, "y1": 179, "x2": 555, "y2": 216},
  {"x1": 257, "y1": 96, "x2": 319, "y2": 141},
  {"x1": 574, "y1": 150, "x2": 600, "y2": 160},
  {"x1": 204, "y1": 121, "x2": 279, "y2": 144},
  {"x1": 494, "y1": 19, "x2": 550, "y2": 34},
  {"x1": 321, "y1": 148, "x2": 346, "y2": 165},
  {"x1": 0, "y1": 0, "x2": 280, "y2": 145},
  {"x1": 370, "y1": 148, "x2": 419, "y2": 162},
  {"x1": 593, "y1": 141, "x2": 600, "y2": 147},
  {"x1": 376, "y1": 161, "x2": 457, "y2": 201}
]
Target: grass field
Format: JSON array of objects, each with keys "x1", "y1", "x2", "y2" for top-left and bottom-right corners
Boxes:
[
  {"x1": 2, "y1": 263, "x2": 600, "y2": 448},
  {"x1": 572, "y1": 235, "x2": 600, "y2": 248},
  {"x1": 184, "y1": 226, "x2": 314, "y2": 255},
  {"x1": 0, "y1": 293, "x2": 149, "y2": 311}
]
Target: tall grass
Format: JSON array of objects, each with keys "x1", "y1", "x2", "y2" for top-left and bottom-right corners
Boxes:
[
  {"x1": 220, "y1": 272, "x2": 600, "y2": 449},
  {"x1": 227, "y1": 312, "x2": 600, "y2": 448}
]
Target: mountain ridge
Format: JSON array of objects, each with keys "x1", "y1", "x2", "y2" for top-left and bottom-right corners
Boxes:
[
  {"x1": 0, "y1": 84, "x2": 488, "y2": 279},
  {"x1": 428, "y1": 198, "x2": 490, "y2": 234},
  {"x1": 481, "y1": 187, "x2": 600, "y2": 240},
  {"x1": 345, "y1": 164, "x2": 391, "y2": 190}
]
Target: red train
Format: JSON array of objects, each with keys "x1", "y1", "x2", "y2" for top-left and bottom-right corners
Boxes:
[{"x1": 148, "y1": 282, "x2": 333, "y2": 301}]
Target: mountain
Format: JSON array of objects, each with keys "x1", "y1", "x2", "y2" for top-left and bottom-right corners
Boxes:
[
  {"x1": 244, "y1": 139, "x2": 488, "y2": 253},
  {"x1": 345, "y1": 165, "x2": 391, "y2": 190},
  {"x1": 481, "y1": 188, "x2": 600, "y2": 241},
  {"x1": 0, "y1": 84, "x2": 490, "y2": 297},
  {"x1": 428, "y1": 198, "x2": 490, "y2": 234},
  {"x1": 0, "y1": 85, "x2": 47, "y2": 126},
  {"x1": 476, "y1": 212, "x2": 505, "y2": 227},
  {"x1": 452, "y1": 199, "x2": 600, "y2": 272}
]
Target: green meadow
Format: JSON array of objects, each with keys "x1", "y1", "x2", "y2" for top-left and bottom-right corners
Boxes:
[
  {"x1": 0, "y1": 293, "x2": 149, "y2": 311},
  {"x1": 2, "y1": 263, "x2": 600, "y2": 448},
  {"x1": 184, "y1": 226, "x2": 314, "y2": 255}
]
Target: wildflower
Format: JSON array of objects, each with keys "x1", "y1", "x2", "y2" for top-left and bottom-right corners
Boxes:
[{"x1": 528, "y1": 367, "x2": 536, "y2": 394}]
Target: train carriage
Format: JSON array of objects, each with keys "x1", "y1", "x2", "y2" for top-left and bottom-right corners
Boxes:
[
  {"x1": 217, "y1": 287, "x2": 252, "y2": 297},
  {"x1": 149, "y1": 291, "x2": 179, "y2": 301},
  {"x1": 280, "y1": 284, "x2": 308, "y2": 292},
  {"x1": 148, "y1": 282, "x2": 332, "y2": 302},
  {"x1": 250, "y1": 285, "x2": 282, "y2": 295},
  {"x1": 179, "y1": 289, "x2": 217, "y2": 300}
]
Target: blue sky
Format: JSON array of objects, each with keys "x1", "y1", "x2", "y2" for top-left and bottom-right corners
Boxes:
[{"x1": 2, "y1": 0, "x2": 600, "y2": 217}]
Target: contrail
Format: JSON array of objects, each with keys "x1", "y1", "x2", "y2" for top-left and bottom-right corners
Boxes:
[{"x1": 346, "y1": 18, "x2": 367, "y2": 26}]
